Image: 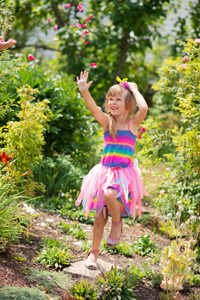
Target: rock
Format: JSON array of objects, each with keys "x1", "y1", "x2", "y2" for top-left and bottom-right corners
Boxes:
[{"x1": 63, "y1": 259, "x2": 119, "y2": 279}]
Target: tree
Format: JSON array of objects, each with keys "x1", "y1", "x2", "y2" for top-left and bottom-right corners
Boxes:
[{"x1": 2, "y1": 0, "x2": 177, "y2": 106}]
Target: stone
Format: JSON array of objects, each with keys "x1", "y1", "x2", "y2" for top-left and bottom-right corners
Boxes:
[{"x1": 63, "y1": 259, "x2": 119, "y2": 279}]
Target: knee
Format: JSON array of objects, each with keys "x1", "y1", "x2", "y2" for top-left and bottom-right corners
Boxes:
[{"x1": 104, "y1": 189, "x2": 117, "y2": 204}]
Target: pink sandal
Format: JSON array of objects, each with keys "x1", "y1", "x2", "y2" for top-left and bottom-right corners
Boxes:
[
  {"x1": 106, "y1": 219, "x2": 123, "y2": 247},
  {"x1": 85, "y1": 248, "x2": 100, "y2": 270}
]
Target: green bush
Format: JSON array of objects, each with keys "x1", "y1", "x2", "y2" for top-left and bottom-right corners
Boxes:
[
  {"x1": 0, "y1": 286, "x2": 56, "y2": 300},
  {"x1": 96, "y1": 266, "x2": 138, "y2": 300},
  {"x1": 131, "y1": 234, "x2": 157, "y2": 256},
  {"x1": 69, "y1": 280, "x2": 97, "y2": 300},
  {"x1": 57, "y1": 221, "x2": 87, "y2": 240}
]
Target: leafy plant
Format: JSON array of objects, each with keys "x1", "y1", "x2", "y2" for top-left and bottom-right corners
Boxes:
[
  {"x1": 69, "y1": 280, "x2": 97, "y2": 300},
  {"x1": 96, "y1": 266, "x2": 138, "y2": 300},
  {"x1": 35, "y1": 237, "x2": 73, "y2": 269},
  {"x1": 57, "y1": 221, "x2": 87, "y2": 240},
  {"x1": 102, "y1": 239, "x2": 134, "y2": 257},
  {"x1": 131, "y1": 234, "x2": 157, "y2": 256}
]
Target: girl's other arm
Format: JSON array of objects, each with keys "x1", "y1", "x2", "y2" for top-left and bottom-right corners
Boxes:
[
  {"x1": 77, "y1": 70, "x2": 109, "y2": 130},
  {"x1": 129, "y1": 83, "x2": 148, "y2": 129}
]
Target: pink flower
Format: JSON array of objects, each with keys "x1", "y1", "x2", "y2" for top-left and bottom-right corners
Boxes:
[
  {"x1": 44, "y1": 71, "x2": 47, "y2": 75},
  {"x1": 137, "y1": 133, "x2": 142, "y2": 139},
  {"x1": 85, "y1": 18, "x2": 90, "y2": 22},
  {"x1": 81, "y1": 34, "x2": 84, "y2": 41},
  {"x1": 77, "y1": 24, "x2": 82, "y2": 28},
  {"x1": 91, "y1": 62, "x2": 97, "y2": 68},
  {"x1": 78, "y1": 2, "x2": 82, "y2": 9},
  {"x1": 70, "y1": 24, "x2": 75, "y2": 27},
  {"x1": 82, "y1": 24, "x2": 86, "y2": 28},
  {"x1": 90, "y1": 54, "x2": 93, "y2": 58},
  {"x1": 68, "y1": 3, "x2": 71, "y2": 8},
  {"x1": 85, "y1": 41, "x2": 89, "y2": 45},
  {"x1": 76, "y1": 8, "x2": 78, "y2": 10},
  {"x1": 160, "y1": 190, "x2": 165, "y2": 194},
  {"x1": 63, "y1": 5, "x2": 67, "y2": 9},
  {"x1": 80, "y1": 9, "x2": 84, "y2": 11},
  {"x1": 89, "y1": 15, "x2": 93, "y2": 18},
  {"x1": 47, "y1": 18, "x2": 51, "y2": 23},
  {"x1": 28, "y1": 54, "x2": 35, "y2": 61},
  {"x1": 181, "y1": 64, "x2": 187, "y2": 69},
  {"x1": 54, "y1": 25, "x2": 58, "y2": 30},
  {"x1": 84, "y1": 30, "x2": 89, "y2": 34},
  {"x1": 53, "y1": 37, "x2": 59, "y2": 40},
  {"x1": 119, "y1": 81, "x2": 130, "y2": 89},
  {"x1": 139, "y1": 127, "x2": 146, "y2": 133},
  {"x1": 195, "y1": 38, "x2": 200, "y2": 43},
  {"x1": 182, "y1": 56, "x2": 191, "y2": 63}
]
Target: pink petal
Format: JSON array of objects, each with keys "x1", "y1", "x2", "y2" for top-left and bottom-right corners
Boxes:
[
  {"x1": 76, "y1": 8, "x2": 78, "y2": 10},
  {"x1": 81, "y1": 34, "x2": 85, "y2": 41},
  {"x1": 85, "y1": 18, "x2": 90, "y2": 22},
  {"x1": 195, "y1": 38, "x2": 200, "y2": 43},
  {"x1": 70, "y1": 24, "x2": 75, "y2": 27},
  {"x1": 85, "y1": 41, "x2": 89, "y2": 45},
  {"x1": 89, "y1": 15, "x2": 93, "y2": 18},
  {"x1": 78, "y1": 2, "x2": 82, "y2": 9},
  {"x1": 53, "y1": 37, "x2": 59, "y2": 40},
  {"x1": 77, "y1": 24, "x2": 82, "y2": 28},
  {"x1": 67, "y1": 22, "x2": 69, "y2": 23},
  {"x1": 82, "y1": 24, "x2": 86, "y2": 28},
  {"x1": 68, "y1": 3, "x2": 71, "y2": 7},
  {"x1": 47, "y1": 19, "x2": 51, "y2": 23},
  {"x1": 90, "y1": 54, "x2": 93, "y2": 58},
  {"x1": 63, "y1": 5, "x2": 67, "y2": 9},
  {"x1": 91, "y1": 63, "x2": 97, "y2": 68},
  {"x1": 54, "y1": 25, "x2": 58, "y2": 30},
  {"x1": 44, "y1": 71, "x2": 47, "y2": 75},
  {"x1": 83, "y1": 30, "x2": 89, "y2": 34},
  {"x1": 0, "y1": 40, "x2": 4, "y2": 42},
  {"x1": 80, "y1": 9, "x2": 84, "y2": 11},
  {"x1": 28, "y1": 54, "x2": 35, "y2": 61}
]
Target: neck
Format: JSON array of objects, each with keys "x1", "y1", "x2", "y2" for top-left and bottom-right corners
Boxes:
[{"x1": 114, "y1": 115, "x2": 129, "y2": 125}]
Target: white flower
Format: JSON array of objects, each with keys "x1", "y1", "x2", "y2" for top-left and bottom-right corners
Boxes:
[
  {"x1": 177, "y1": 201, "x2": 182, "y2": 205},
  {"x1": 191, "y1": 216, "x2": 196, "y2": 222},
  {"x1": 46, "y1": 218, "x2": 54, "y2": 223},
  {"x1": 179, "y1": 206, "x2": 184, "y2": 211},
  {"x1": 188, "y1": 210, "x2": 194, "y2": 215},
  {"x1": 61, "y1": 192, "x2": 65, "y2": 197},
  {"x1": 167, "y1": 213, "x2": 172, "y2": 219},
  {"x1": 176, "y1": 212, "x2": 181, "y2": 218},
  {"x1": 40, "y1": 222, "x2": 46, "y2": 227},
  {"x1": 160, "y1": 190, "x2": 165, "y2": 194}
]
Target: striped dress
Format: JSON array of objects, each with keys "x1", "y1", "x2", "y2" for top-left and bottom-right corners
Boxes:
[{"x1": 75, "y1": 128, "x2": 149, "y2": 219}]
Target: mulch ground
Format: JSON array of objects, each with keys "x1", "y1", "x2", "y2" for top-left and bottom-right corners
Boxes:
[{"x1": 0, "y1": 207, "x2": 200, "y2": 300}]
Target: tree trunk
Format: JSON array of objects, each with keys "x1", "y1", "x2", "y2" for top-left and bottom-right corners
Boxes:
[
  {"x1": 51, "y1": 2, "x2": 64, "y2": 28},
  {"x1": 111, "y1": 29, "x2": 130, "y2": 85}
]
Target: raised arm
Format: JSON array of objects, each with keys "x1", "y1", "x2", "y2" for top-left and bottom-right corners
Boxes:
[
  {"x1": 129, "y1": 83, "x2": 148, "y2": 130},
  {"x1": 77, "y1": 70, "x2": 109, "y2": 130}
]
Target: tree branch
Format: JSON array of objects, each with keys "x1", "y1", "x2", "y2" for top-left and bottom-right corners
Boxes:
[
  {"x1": 51, "y1": 2, "x2": 65, "y2": 28},
  {"x1": 111, "y1": 29, "x2": 130, "y2": 85}
]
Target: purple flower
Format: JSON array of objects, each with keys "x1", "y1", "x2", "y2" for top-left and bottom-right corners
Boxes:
[
  {"x1": 182, "y1": 56, "x2": 191, "y2": 63},
  {"x1": 181, "y1": 64, "x2": 187, "y2": 70},
  {"x1": 47, "y1": 276, "x2": 51, "y2": 280},
  {"x1": 119, "y1": 81, "x2": 130, "y2": 90}
]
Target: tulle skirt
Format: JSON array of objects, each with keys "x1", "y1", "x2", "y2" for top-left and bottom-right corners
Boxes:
[{"x1": 75, "y1": 159, "x2": 149, "y2": 219}]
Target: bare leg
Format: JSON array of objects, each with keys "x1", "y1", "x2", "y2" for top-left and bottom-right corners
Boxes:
[
  {"x1": 86, "y1": 208, "x2": 108, "y2": 266},
  {"x1": 104, "y1": 188, "x2": 122, "y2": 240}
]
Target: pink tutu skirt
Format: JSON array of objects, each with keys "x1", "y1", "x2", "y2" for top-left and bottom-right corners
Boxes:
[{"x1": 75, "y1": 159, "x2": 149, "y2": 220}]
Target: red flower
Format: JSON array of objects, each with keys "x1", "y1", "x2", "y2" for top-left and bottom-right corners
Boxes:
[
  {"x1": 0, "y1": 152, "x2": 12, "y2": 164},
  {"x1": 139, "y1": 127, "x2": 146, "y2": 133}
]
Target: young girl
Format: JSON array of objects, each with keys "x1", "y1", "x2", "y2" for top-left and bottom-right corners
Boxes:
[{"x1": 75, "y1": 70, "x2": 149, "y2": 270}]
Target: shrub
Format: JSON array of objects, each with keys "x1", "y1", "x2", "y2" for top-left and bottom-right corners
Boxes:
[
  {"x1": 0, "y1": 286, "x2": 52, "y2": 300},
  {"x1": 57, "y1": 221, "x2": 87, "y2": 240},
  {"x1": 69, "y1": 280, "x2": 97, "y2": 300}
]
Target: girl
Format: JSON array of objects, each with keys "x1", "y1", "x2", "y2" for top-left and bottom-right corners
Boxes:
[{"x1": 75, "y1": 70, "x2": 149, "y2": 270}]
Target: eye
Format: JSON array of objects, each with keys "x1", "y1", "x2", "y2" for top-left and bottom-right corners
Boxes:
[{"x1": 117, "y1": 98, "x2": 121, "y2": 101}]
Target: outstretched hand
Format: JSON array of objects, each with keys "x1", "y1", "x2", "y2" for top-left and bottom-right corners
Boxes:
[
  {"x1": 0, "y1": 36, "x2": 16, "y2": 51},
  {"x1": 77, "y1": 70, "x2": 93, "y2": 93},
  {"x1": 128, "y1": 82, "x2": 138, "y2": 91}
]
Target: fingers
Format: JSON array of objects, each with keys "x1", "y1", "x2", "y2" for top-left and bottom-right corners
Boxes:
[
  {"x1": 87, "y1": 81, "x2": 93, "y2": 89},
  {"x1": 0, "y1": 39, "x2": 16, "y2": 50},
  {"x1": 76, "y1": 76, "x2": 79, "y2": 84}
]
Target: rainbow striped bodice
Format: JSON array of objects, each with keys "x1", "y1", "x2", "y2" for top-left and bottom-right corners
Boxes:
[{"x1": 101, "y1": 130, "x2": 136, "y2": 168}]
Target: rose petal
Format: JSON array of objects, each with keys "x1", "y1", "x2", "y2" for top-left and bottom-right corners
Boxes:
[
  {"x1": 47, "y1": 19, "x2": 51, "y2": 23},
  {"x1": 44, "y1": 71, "x2": 47, "y2": 75},
  {"x1": 53, "y1": 37, "x2": 59, "y2": 40},
  {"x1": 70, "y1": 24, "x2": 75, "y2": 27},
  {"x1": 83, "y1": 30, "x2": 89, "y2": 34},
  {"x1": 63, "y1": 5, "x2": 67, "y2": 9},
  {"x1": 68, "y1": 3, "x2": 71, "y2": 7},
  {"x1": 91, "y1": 63, "x2": 97, "y2": 68},
  {"x1": 85, "y1": 18, "x2": 90, "y2": 22},
  {"x1": 77, "y1": 24, "x2": 82, "y2": 28},
  {"x1": 28, "y1": 54, "x2": 35, "y2": 61},
  {"x1": 85, "y1": 41, "x2": 89, "y2": 45},
  {"x1": 89, "y1": 15, "x2": 93, "y2": 18},
  {"x1": 90, "y1": 54, "x2": 93, "y2": 58},
  {"x1": 80, "y1": 9, "x2": 84, "y2": 11},
  {"x1": 54, "y1": 25, "x2": 58, "y2": 30},
  {"x1": 82, "y1": 24, "x2": 86, "y2": 28},
  {"x1": 81, "y1": 34, "x2": 85, "y2": 41},
  {"x1": 76, "y1": 8, "x2": 78, "y2": 10}
]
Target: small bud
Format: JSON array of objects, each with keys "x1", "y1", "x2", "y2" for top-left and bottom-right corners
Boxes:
[
  {"x1": 191, "y1": 216, "x2": 196, "y2": 222},
  {"x1": 188, "y1": 210, "x2": 194, "y2": 215},
  {"x1": 177, "y1": 201, "x2": 182, "y2": 205},
  {"x1": 176, "y1": 212, "x2": 181, "y2": 218},
  {"x1": 167, "y1": 213, "x2": 172, "y2": 219}
]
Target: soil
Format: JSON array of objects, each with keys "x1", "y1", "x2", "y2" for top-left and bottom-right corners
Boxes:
[{"x1": 0, "y1": 206, "x2": 200, "y2": 300}]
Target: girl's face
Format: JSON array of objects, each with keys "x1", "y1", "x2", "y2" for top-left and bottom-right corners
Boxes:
[{"x1": 107, "y1": 91, "x2": 129, "y2": 117}]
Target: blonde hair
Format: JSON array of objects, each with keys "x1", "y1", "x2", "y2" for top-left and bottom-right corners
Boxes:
[{"x1": 104, "y1": 85, "x2": 136, "y2": 140}]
